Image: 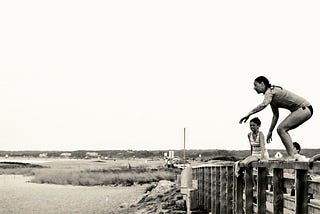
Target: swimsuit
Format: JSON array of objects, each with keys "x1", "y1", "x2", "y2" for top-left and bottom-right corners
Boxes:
[
  {"x1": 263, "y1": 87, "x2": 311, "y2": 113},
  {"x1": 250, "y1": 132, "x2": 263, "y2": 158}
]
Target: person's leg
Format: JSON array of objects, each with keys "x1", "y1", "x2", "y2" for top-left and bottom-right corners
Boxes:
[
  {"x1": 241, "y1": 156, "x2": 259, "y2": 167},
  {"x1": 277, "y1": 107, "x2": 312, "y2": 157}
]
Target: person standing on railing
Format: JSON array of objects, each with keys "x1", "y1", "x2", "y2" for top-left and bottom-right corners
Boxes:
[{"x1": 239, "y1": 76, "x2": 313, "y2": 161}]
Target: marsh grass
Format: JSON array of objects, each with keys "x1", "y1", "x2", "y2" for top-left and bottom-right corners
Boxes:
[
  {"x1": 1, "y1": 159, "x2": 180, "y2": 186},
  {"x1": 31, "y1": 167, "x2": 178, "y2": 186},
  {"x1": 0, "y1": 162, "x2": 45, "y2": 176}
]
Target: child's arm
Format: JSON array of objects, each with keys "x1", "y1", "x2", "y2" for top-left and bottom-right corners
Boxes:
[
  {"x1": 309, "y1": 154, "x2": 320, "y2": 163},
  {"x1": 248, "y1": 133, "x2": 252, "y2": 155},
  {"x1": 259, "y1": 131, "x2": 266, "y2": 159},
  {"x1": 309, "y1": 154, "x2": 320, "y2": 168}
]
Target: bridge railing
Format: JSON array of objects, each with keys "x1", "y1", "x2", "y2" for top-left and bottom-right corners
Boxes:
[{"x1": 184, "y1": 160, "x2": 320, "y2": 214}]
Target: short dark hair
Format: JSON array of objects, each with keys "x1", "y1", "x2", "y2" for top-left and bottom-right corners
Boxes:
[
  {"x1": 250, "y1": 117, "x2": 261, "y2": 126},
  {"x1": 293, "y1": 142, "x2": 301, "y2": 153}
]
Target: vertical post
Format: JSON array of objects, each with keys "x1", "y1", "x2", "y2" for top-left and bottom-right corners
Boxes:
[
  {"x1": 226, "y1": 166, "x2": 234, "y2": 214},
  {"x1": 215, "y1": 166, "x2": 221, "y2": 214},
  {"x1": 257, "y1": 167, "x2": 267, "y2": 214},
  {"x1": 235, "y1": 167, "x2": 244, "y2": 214},
  {"x1": 199, "y1": 167, "x2": 204, "y2": 210},
  {"x1": 220, "y1": 166, "x2": 227, "y2": 213},
  {"x1": 295, "y1": 169, "x2": 308, "y2": 214},
  {"x1": 193, "y1": 167, "x2": 199, "y2": 209},
  {"x1": 211, "y1": 167, "x2": 217, "y2": 214},
  {"x1": 245, "y1": 167, "x2": 253, "y2": 214},
  {"x1": 204, "y1": 166, "x2": 208, "y2": 211},
  {"x1": 207, "y1": 166, "x2": 212, "y2": 212},
  {"x1": 273, "y1": 168, "x2": 283, "y2": 214}
]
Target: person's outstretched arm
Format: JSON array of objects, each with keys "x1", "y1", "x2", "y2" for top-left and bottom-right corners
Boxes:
[
  {"x1": 267, "y1": 105, "x2": 279, "y2": 143},
  {"x1": 240, "y1": 92, "x2": 272, "y2": 124}
]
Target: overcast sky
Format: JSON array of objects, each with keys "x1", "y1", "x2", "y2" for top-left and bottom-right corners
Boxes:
[{"x1": 1, "y1": 1, "x2": 319, "y2": 151}]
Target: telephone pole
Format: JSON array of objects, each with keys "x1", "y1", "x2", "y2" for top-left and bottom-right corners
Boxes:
[{"x1": 184, "y1": 127, "x2": 186, "y2": 164}]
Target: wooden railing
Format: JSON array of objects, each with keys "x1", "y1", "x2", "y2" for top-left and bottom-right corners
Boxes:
[{"x1": 183, "y1": 160, "x2": 320, "y2": 214}]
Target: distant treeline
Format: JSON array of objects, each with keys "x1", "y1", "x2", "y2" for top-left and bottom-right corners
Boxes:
[{"x1": 0, "y1": 149, "x2": 319, "y2": 161}]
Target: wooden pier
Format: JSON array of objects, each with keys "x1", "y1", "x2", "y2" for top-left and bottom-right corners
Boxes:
[{"x1": 182, "y1": 160, "x2": 320, "y2": 214}]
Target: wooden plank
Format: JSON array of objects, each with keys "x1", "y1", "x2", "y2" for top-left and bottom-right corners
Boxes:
[
  {"x1": 266, "y1": 192, "x2": 295, "y2": 211},
  {"x1": 308, "y1": 200, "x2": 320, "y2": 214},
  {"x1": 257, "y1": 167, "x2": 267, "y2": 214},
  {"x1": 215, "y1": 166, "x2": 221, "y2": 214},
  {"x1": 203, "y1": 166, "x2": 208, "y2": 211},
  {"x1": 206, "y1": 166, "x2": 212, "y2": 212},
  {"x1": 295, "y1": 169, "x2": 308, "y2": 214},
  {"x1": 187, "y1": 189, "x2": 200, "y2": 211},
  {"x1": 273, "y1": 168, "x2": 284, "y2": 214},
  {"x1": 211, "y1": 167, "x2": 217, "y2": 214},
  {"x1": 251, "y1": 160, "x2": 309, "y2": 170},
  {"x1": 220, "y1": 166, "x2": 227, "y2": 213},
  {"x1": 245, "y1": 167, "x2": 253, "y2": 214},
  {"x1": 308, "y1": 180, "x2": 320, "y2": 199},
  {"x1": 235, "y1": 167, "x2": 244, "y2": 214},
  {"x1": 195, "y1": 168, "x2": 200, "y2": 209},
  {"x1": 226, "y1": 166, "x2": 233, "y2": 214},
  {"x1": 199, "y1": 167, "x2": 204, "y2": 210}
]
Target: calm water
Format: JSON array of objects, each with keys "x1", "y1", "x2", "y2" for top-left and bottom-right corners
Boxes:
[{"x1": 0, "y1": 175, "x2": 145, "y2": 214}]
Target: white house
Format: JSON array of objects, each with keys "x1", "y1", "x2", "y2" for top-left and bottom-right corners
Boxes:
[
  {"x1": 39, "y1": 153, "x2": 48, "y2": 158},
  {"x1": 60, "y1": 153, "x2": 72, "y2": 158}
]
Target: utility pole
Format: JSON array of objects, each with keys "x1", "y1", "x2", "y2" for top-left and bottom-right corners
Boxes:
[{"x1": 184, "y1": 127, "x2": 186, "y2": 165}]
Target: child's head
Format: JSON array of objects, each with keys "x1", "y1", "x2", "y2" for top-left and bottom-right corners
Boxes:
[
  {"x1": 293, "y1": 142, "x2": 301, "y2": 154},
  {"x1": 249, "y1": 117, "x2": 261, "y2": 132}
]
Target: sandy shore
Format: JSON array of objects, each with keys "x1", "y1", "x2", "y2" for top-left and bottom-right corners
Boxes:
[{"x1": 0, "y1": 175, "x2": 146, "y2": 214}]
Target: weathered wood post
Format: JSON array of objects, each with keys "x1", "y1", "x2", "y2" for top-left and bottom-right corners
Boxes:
[
  {"x1": 257, "y1": 166, "x2": 267, "y2": 214},
  {"x1": 207, "y1": 166, "x2": 212, "y2": 212},
  {"x1": 245, "y1": 167, "x2": 254, "y2": 214},
  {"x1": 215, "y1": 166, "x2": 221, "y2": 214},
  {"x1": 220, "y1": 166, "x2": 227, "y2": 213},
  {"x1": 235, "y1": 167, "x2": 244, "y2": 214},
  {"x1": 295, "y1": 168, "x2": 308, "y2": 214},
  {"x1": 226, "y1": 165, "x2": 234, "y2": 214},
  {"x1": 199, "y1": 167, "x2": 204, "y2": 210},
  {"x1": 211, "y1": 166, "x2": 217, "y2": 214},
  {"x1": 273, "y1": 167, "x2": 284, "y2": 214}
]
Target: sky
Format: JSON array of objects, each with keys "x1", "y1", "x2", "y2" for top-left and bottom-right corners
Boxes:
[{"x1": 1, "y1": 1, "x2": 320, "y2": 151}]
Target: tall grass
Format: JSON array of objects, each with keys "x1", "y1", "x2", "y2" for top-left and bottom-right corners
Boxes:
[
  {"x1": 1, "y1": 159, "x2": 180, "y2": 186},
  {"x1": 31, "y1": 167, "x2": 178, "y2": 186}
]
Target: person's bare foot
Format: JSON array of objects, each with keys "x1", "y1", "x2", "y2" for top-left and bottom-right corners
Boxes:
[{"x1": 286, "y1": 154, "x2": 308, "y2": 161}]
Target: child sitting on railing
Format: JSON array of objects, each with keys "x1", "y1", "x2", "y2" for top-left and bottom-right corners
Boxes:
[
  {"x1": 241, "y1": 117, "x2": 269, "y2": 167},
  {"x1": 235, "y1": 117, "x2": 269, "y2": 177}
]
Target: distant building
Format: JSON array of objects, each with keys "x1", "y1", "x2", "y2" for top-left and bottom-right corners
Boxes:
[
  {"x1": 168, "y1": 151, "x2": 174, "y2": 158},
  {"x1": 85, "y1": 152, "x2": 100, "y2": 159},
  {"x1": 60, "y1": 153, "x2": 72, "y2": 158},
  {"x1": 39, "y1": 153, "x2": 48, "y2": 158}
]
